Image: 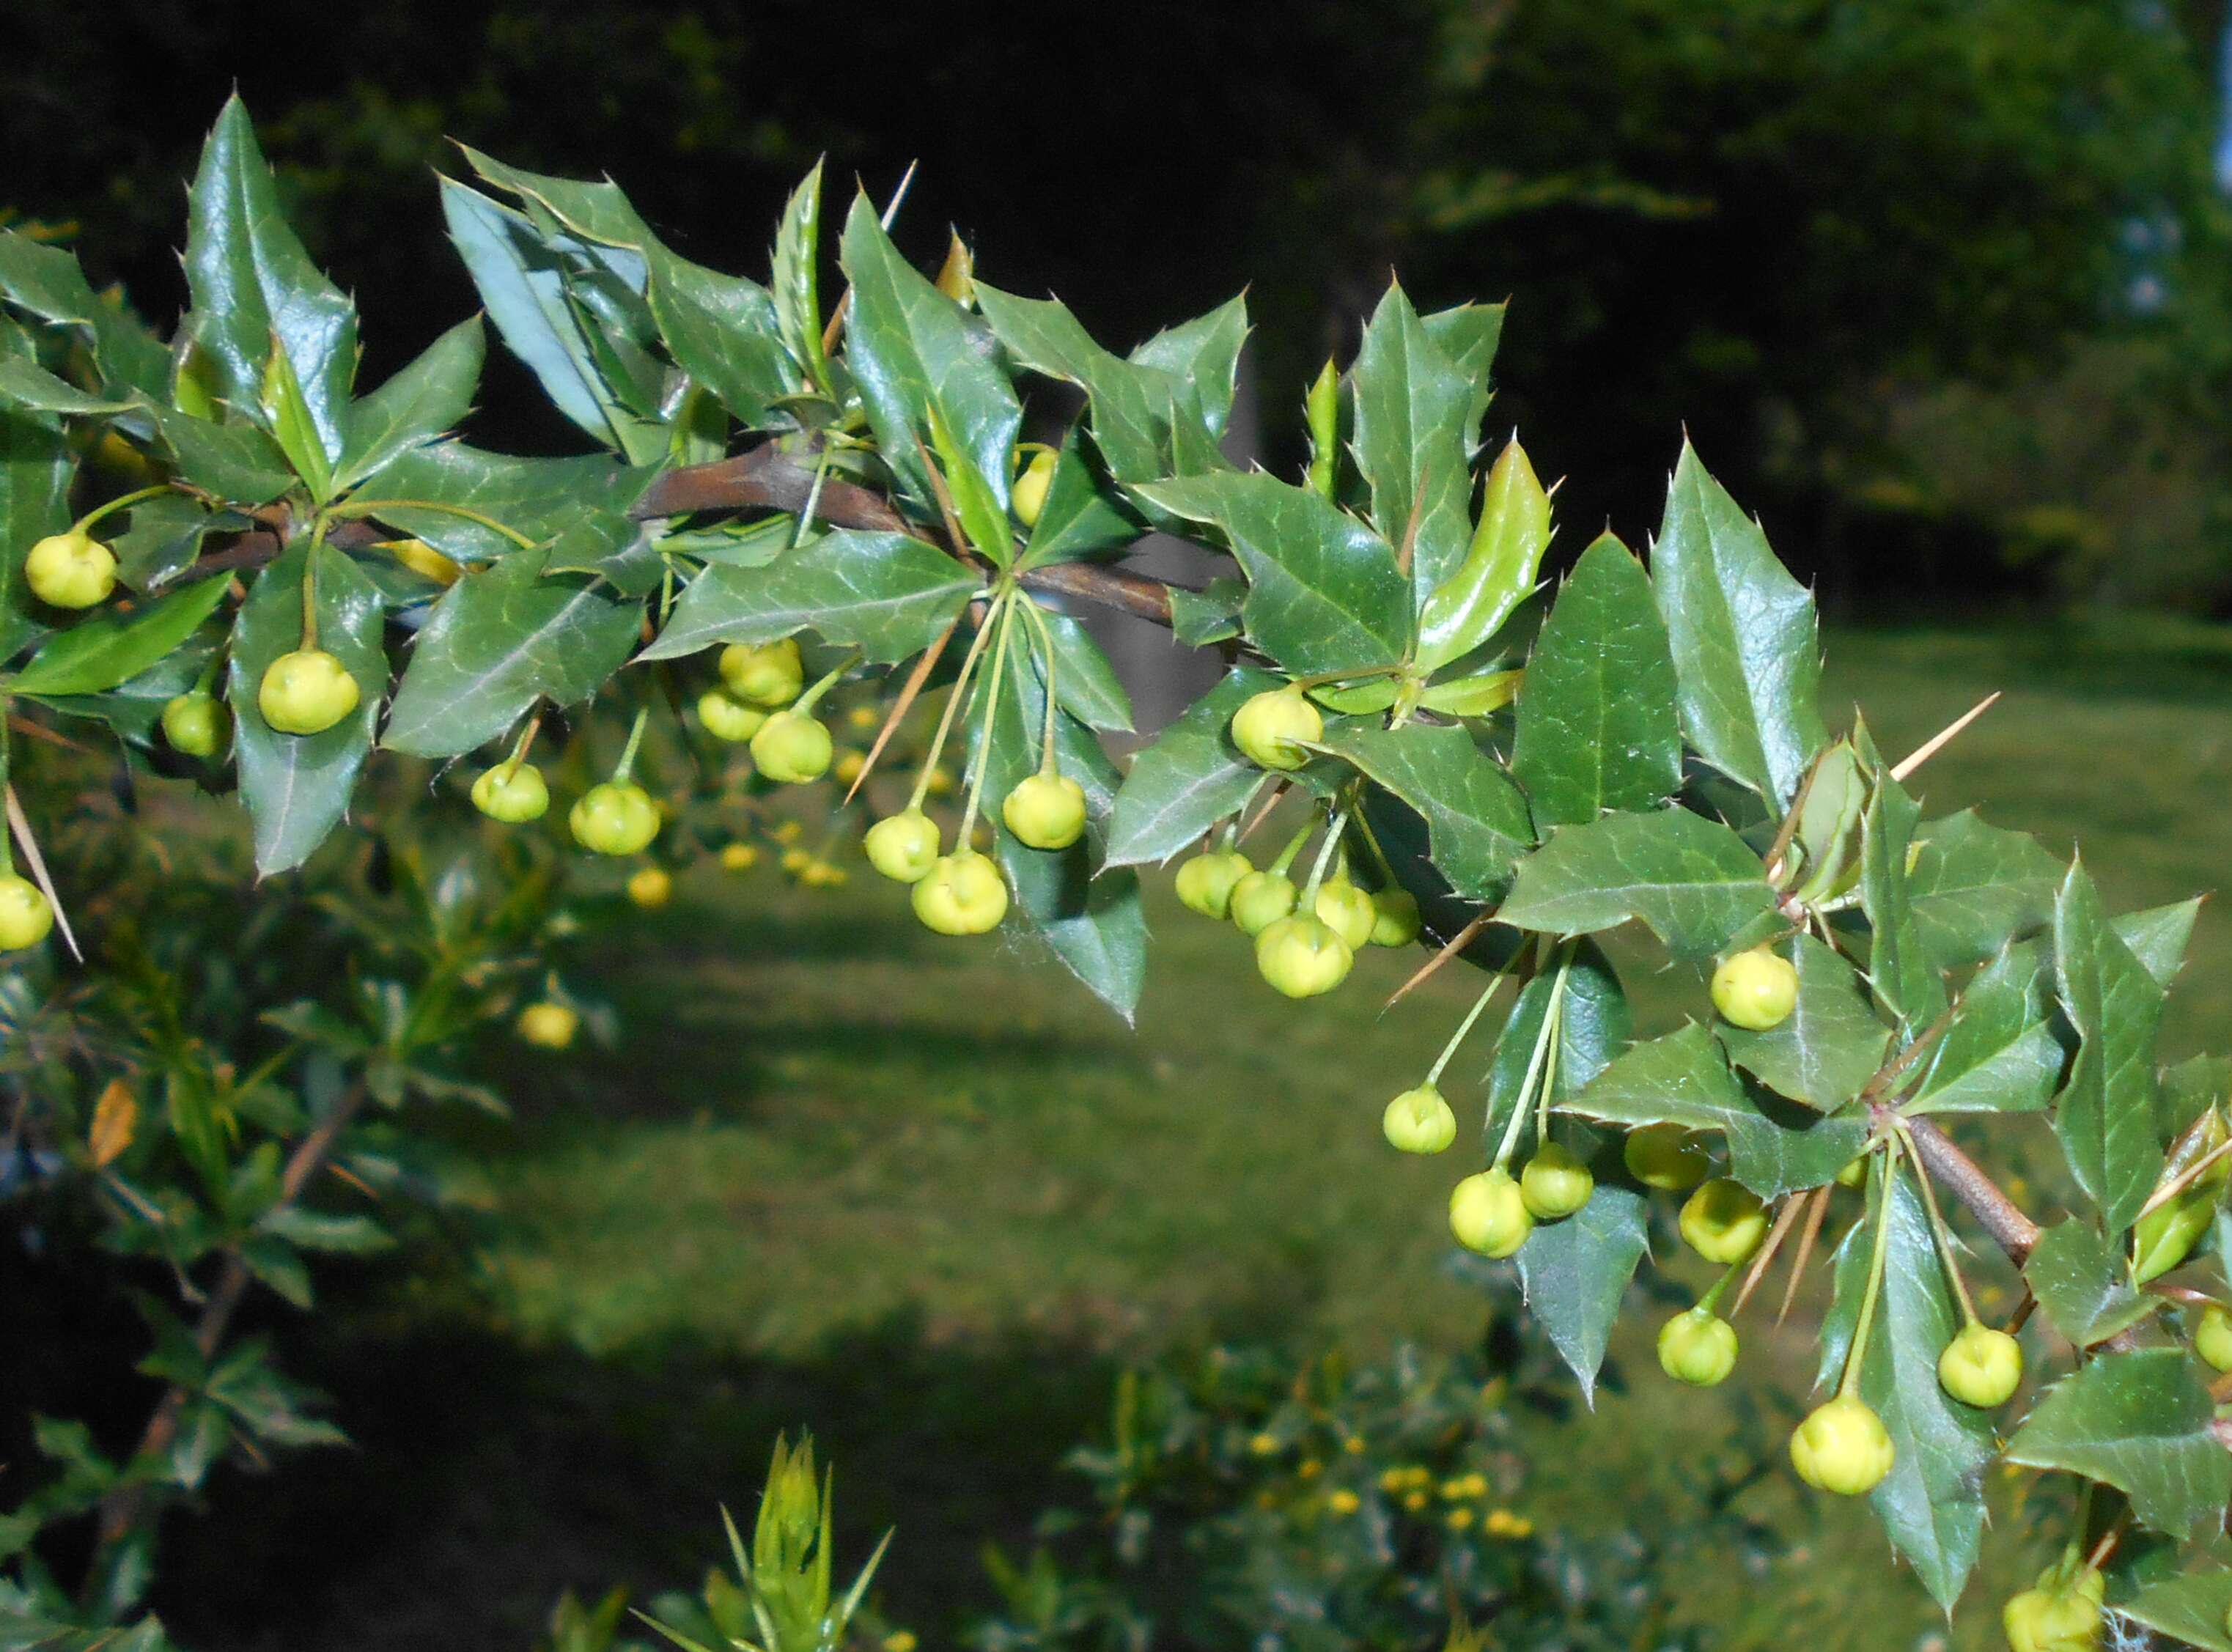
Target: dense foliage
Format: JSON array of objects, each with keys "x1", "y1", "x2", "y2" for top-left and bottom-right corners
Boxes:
[{"x1": 4, "y1": 96, "x2": 2232, "y2": 1650}]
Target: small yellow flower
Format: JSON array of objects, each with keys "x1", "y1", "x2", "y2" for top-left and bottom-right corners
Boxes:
[
  {"x1": 924, "y1": 764, "x2": 957, "y2": 797},
  {"x1": 1297, "y1": 1459, "x2": 1322, "y2": 1480},
  {"x1": 1249, "y1": 1432, "x2": 1280, "y2": 1457},
  {"x1": 718, "y1": 841, "x2": 759, "y2": 871},
  {"x1": 1327, "y1": 1489, "x2": 1360, "y2": 1515},
  {"x1": 847, "y1": 704, "x2": 880, "y2": 731},
  {"x1": 835, "y1": 751, "x2": 867, "y2": 784},
  {"x1": 781, "y1": 846, "x2": 812, "y2": 871},
  {"x1": 1378, "y1": 1467, "x2": 1408, "y2": 1494},
  {"x1": 1459, "y1": 1472, "x2": 1489, "y2": 1498},
  {"x1": 884, "y1": 1634, "x2": 917, "y2": 1652},
  {"x1": 1438, "y1": 1478, "x2": 1467, "y2": 1501},
  {"x1": 1341, "y1": 1435, "x2": 1366, "y2": 1455},
  {"x1": 772, "y1": 819, "x2": 804, "y2": 844},
  {"x1": 1402, "y1": 1490, "x2": 1429, "y2": 1513},
  {"x1": 1484, "y1": 1509, "x2": 1515, "y2": 1536},
  {"x1": 1404, "y1": 1466, "x2": 1432, "y2": 1489},
  {"x1": 1445, "y1": 1508, "x2": 1476, "y2": 1532}
]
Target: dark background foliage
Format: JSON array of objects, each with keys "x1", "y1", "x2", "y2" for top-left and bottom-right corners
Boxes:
[{"x1": 9, "y1": 0, "x2": 2232, "y2": 608}]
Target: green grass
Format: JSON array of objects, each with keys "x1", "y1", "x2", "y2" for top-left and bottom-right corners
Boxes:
[{"x1": 167, "y1": 617, "x2": 2232, "y2": 1652}]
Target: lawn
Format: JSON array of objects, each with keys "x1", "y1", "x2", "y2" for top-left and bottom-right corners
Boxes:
[{"x1": 163, "y1": 617, "x2": 2232, "y2": 1652}]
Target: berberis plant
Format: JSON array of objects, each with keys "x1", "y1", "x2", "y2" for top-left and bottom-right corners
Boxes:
[{"x1": 4, "y1": 95, "x2": 2231, "y2": 1646}]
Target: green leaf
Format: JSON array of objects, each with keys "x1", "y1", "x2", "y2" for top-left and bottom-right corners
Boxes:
[
  {"x1": 1906, "y1": 945, "x2": 2060, "y2": 1115},
  {"x1": 2006, "y1": 1349, "x2": 2232, "y2": 1538},
  {"x1": 226, "y1": 541, "x2": 386, "y2": 876},
  {"x1": 184, "y1": 97, "x2": 358, "y2": 462},
  {"x1": 2118, "y1": 896, "x2": 2204, "y2": 991},
  {"x1": 1814, "y1": 1167, "x2": 1993, "y2": 1609},
  {"x1": 2023, "y1": 1219, "x2": 2159, "y2": 1348},
  {"x1": 1718, "y1": 935, "x2": 1889, "y2": 1110},
  {"x1": 12, "y1": 577, "x2": 229, "y2": 698},
  {"x1": 356, "y1": 440, "x2": 644, "y2": 563},
  {"x1": 1515, "y1": 1184, "x2": 1649, "y2": 1406},
  {"x1": 1858, "y1": 766, "x2": 1950, "y2": 1033},
  {"x1": 1015, "y1": 437, "x2": 1143, "y2": 570},
  {"x1": 1498, "y1": 808, "x2": 1775, "y2": 963},
  {"x1": 1028, "y1": 609, "x2": 1132, "y2": 733},
  {"x1": 1510, "y1": 532, "x2": 1680, "y2": 827},
  {"x1": 981, "y1": 632, "x2": 1146, "y2": 1021},
  {"x1": 771, "y1": 161, "x2": 831, "y2": 394},
  {"x1": 1906, "y1": 810, "x2": 2065, "y2": 971},
  {"x1": 640, "y1": 531, "x2": 979, "y2": 667},
  {"x1": 1650, "y1": 441, "x2": 1826, "y2": 808},
  {"x1": 1415, "y1": 438, "x2": 1552, "y2": 674},
  {"x1": 0, "y1": 356, "x2": 135, "y2": 416},
  {"x1": 840, "y1": 197, "x2": 1021, "y2": 512},
  {"x1": 149, "y1": 407, "x2": 297, "y2": 506},
  {"x1": 454, "y1": 144, "x2": 793, "y2": 428},
  {"x1": 1572, "y1": 1024, "x2": 1868, "y2": 1198},
  {"x1": 2055, "y1": 860, "x2": 2167, "y2": 1235},
  {"x1": 0, "y1": 229, "x2": 171, "y2": 396},
  {"x1": 1128, "y1": 295, "x2": 1248, "y2": 438},
  {"x1": 0, "y1": 406, "x2": 71, "y2": 657},
  {"x1": 1349, "y1": 281, "x2": 1475, "y2": 600},
  {"x1": 336, "y1": 316, "x2": 485, "y2": 492},
  {"x1": 111, "y1": 495, "x2": 226, "y2": 591},
  {"x1": 2121, "y1": 1570, "x2": 2232, "y2": 1652},
  {"x1": 1420, "y1": 300, "x2": 1505, "y2": 432},
  {"x1": 1166, "y1": 578, "x2": 1244, "y2": 648},
  {"x1": 1135, "y1": 471, "x2": 1411, "y2": 676},
  {"x1": 975, "y1": 284, "x2": 1215, "y2": 486},
  {"x1": 1103, "y1": 666, "x2": 1281, "y2": 866},
  {"x1": 259, "y1": 338, "x2": 334, "y2": 501},
  {"x1": 1316, "y1": 723, "x2": 1535, "y2": 903},
  {"x1": 925, "y1": 402, "x2": 1016, "y2": 567},
  {"x1": 382, "y1": 546, "x2": 641, "y2": 758},
  {"x1": 440, "y1": 180, "x2": 633, "y2": 451},
  {"x1": 1418, "y1": 668, "x2": 1523, "y2": 718},
  {"x1": 260, "y1": 1207, "x2": 393, "y2": 1254}
]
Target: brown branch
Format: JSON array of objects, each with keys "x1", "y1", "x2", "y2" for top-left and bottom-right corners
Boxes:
[
  {"x1": 1899, "y1": 1115, "x2": 2041, "y2": 1267},
  {"x1": 635, "y1": 447, "x2": 1193, "y2": 629},
  {"x1": 92, "y1": 1080, "x2": 372, "y2": 1555}
]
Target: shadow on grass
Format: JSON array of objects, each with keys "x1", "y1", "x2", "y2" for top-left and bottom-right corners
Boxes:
[{"x1": 157, "y1": 1302, "x2": 1121, "y2": 1652}]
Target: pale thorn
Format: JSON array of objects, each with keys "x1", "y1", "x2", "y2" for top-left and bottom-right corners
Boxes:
[
  {"x1": 5, "y1": 782, "x2": 79, "y2": 961},
  {"x1": 1889, "y1": 691, "x2": 2000, "y2": 783}
]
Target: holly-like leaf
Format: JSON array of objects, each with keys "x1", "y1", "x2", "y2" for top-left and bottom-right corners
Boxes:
[
  {"x1": 841, "y1": 198, "x2": 1021, "y2": 513},
  {"x1": 1166, "y1": 578, "x2": 1245, "y2": 649},
  {"x1": 336, "y1": 316, "x2": 485, "y2": 493},
  {"x1": 1349, "y1": 281, "x2": 1475, "y2": 600},
  {"x1": 1414, "y1": 438, "x2": 1551, "y2": 674},
  {"x1": 0, "y1": 405, "x2": 71, "y2": 659},
  {"x1": 149, "y1": 407, "x2": 297, "y2": 506},
  {"x1": 1510, "y1": 532, "x2": 1680, "y2": 827},
  {"x1": 980, "y1": 635, "x2": 1145, "y2": 1022},
  {"x1": 356, "y1": 440, "x2": 640, "y2": 563},
  {"x1": 1420, "y1": 300, "x2": 1505, "y2": 428},
  {"x1": 382, "y1": 545, "x2": 641, "y2": 758},
  {"x1": 12, "y1": 577, "x2": 229, "y2": 698},
  {"x1": 1498, "y1": 808, "x2": 1775, "y2": 963},
  {"x1": 1316, "y1": 723, "x2": 1535, "y2": 903},
  {"x1": 184, "y1": 97, "x2": 358, "y2": 464},
  {"x1": 2006, "y1": 1349, "x2": 2232, "y2": 1539},
  {"x1": 1016, "y1": 435, "x2": 1142, "y2": 570},
  {"x1": 2054, "y1": 859, "x2": 2167, "y2": 1235},
  {"x1": 0, "y1": 229, "x2": 171, "y2": 396},
  {"x1": 440, "y1": 180, "x2": 641, "y2": 453},
  {"x1": 1137, "y1": 471, "x2": 1411, "y2": 676},
  {"x1": 2118, "y1": 896, "x2": 2204, "y2": 991},
  {"x1": 1572, "y1": 1023, "x2": 1868, "y2": 1198},
  {"x1": 1859, "y1": 766, "x2": 1951, "y2": 1033},
  {"x1": 1718, "y1": 934, "x2": 1889, "y2": 1110},
  {"x1": 1650, "y1": 441, "x2": 1826, "y2": 808},
  {"x1": 1515, "y1": 1184, "x2": 1649, "y2": 1406},
  {"x1": 641, "y1": 531, "x2": 979, "y2": 667},
  {"x1": 1103, "y1": 665, "x2": 1281, "y2": 867},
  {"x1": 0, "y1": 357, "x2": 136, "y2": 416},
  {"x1": 1129, "y1": 295, "x2": 1248, "y2": 437},
  {"x1": 1905, "y1": 945, "x2": 2061, "y2": 1115},
  {"x1": 1028, "y1": 609, "x2": 1132, "y2": 733},
  {"x1": 1906, "y1": 810, "x2": 2065, "y2": 971},
  {"x1": 226, "y1": 541, "x2": 386, "y2": 876},
  {"x1": 1813, "y1": 1166, "x2": 1994, "y2": 1609},
  {"x1": 2121, "y1": 1570, "x2": 2232, "y2": 1652},
  {"x1": 976, "y1": 284, "x2": 1220, "y2": 487},
  {"x1": 770, "y1": 160, "x2": 831, "y2": 394},
  {"x1": 2024, "y1": 1219, "x2": 2159, "y2": 1349}
]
